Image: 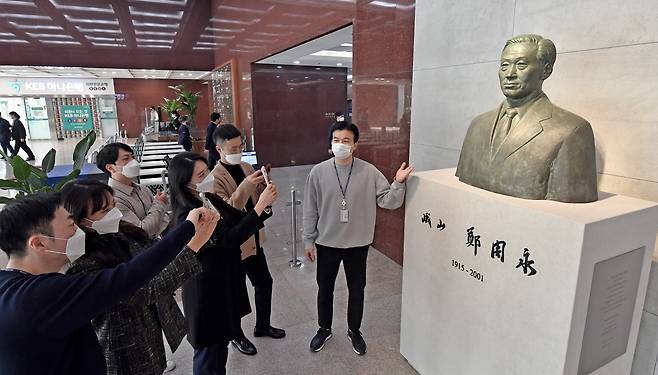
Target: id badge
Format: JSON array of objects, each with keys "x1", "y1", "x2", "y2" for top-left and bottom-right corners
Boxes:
[{"x1": 340, "y1": 209, "x2": 349, "y2": 223}]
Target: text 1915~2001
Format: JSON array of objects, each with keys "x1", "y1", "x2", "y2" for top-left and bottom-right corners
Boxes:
[{"x1": 451, "y1": 259, "x2": 484, "y2": 282}]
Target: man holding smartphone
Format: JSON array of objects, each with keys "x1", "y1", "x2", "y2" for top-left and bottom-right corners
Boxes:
[{"x1": 210, "y1": 124, "x2": 285, "y2": 357}]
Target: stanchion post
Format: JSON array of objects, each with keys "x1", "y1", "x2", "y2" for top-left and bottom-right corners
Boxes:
[{"x1": 289, "y1": 187, "x2": 302, "y2": 268}]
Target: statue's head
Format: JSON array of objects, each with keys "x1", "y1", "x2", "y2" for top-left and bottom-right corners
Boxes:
[{"x1": 498, "y1": 34, "x2": 556, "y2": 101}]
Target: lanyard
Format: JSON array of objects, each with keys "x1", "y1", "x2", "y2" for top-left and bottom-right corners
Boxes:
[{"x1": 333, "y1": 158, "x2": 354, "y2": 207}]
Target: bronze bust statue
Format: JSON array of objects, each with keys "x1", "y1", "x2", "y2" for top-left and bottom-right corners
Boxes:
[{"x1": 455, "y1": 34, "x2": 598, "y2": 203}]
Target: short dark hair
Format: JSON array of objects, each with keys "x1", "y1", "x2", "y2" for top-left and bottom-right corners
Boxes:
[
  {"x1": 210, "y1": 112, "x2": 221, "y2": 122},
  {"x1": 329, "y1": 121, "x2": 359, "y2": 143},
  {"x1": 96, "y1": 142, "x2": 134, "y2": 174},
  {"x1": 213, "y1": 123, "x2": 242, "y2": 145},
  {"x1": 8, "y1": 111, "x2": 19, "y2": 119},
  {"x1": 0, "y1": 193, "x2": 61, "y2": 258},
  {"x1": 60, "y1": 179, "x2": 114, "y2": 224}
]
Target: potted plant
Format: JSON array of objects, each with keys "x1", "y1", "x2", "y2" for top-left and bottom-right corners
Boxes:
[{"x1": 0, "y1": 131, "x2": 96, "y2": 203}]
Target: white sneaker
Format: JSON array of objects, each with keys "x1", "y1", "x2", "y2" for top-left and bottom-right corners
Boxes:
[{"x1": 163, "y1": 360, "x2": 176, "y2": 373}]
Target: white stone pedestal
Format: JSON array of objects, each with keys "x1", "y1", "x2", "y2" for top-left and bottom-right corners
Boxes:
[{"x1": 400, "y1": 168, "x2": 658, "y2": 375}]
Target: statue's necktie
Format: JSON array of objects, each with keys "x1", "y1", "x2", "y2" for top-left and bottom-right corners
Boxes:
[{"x1": 492, "y1": 108, "x2": 518, "y2": 155}]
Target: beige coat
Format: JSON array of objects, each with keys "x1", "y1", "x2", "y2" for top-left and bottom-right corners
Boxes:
[{"x1": 211, "y1": 161, "x2": 266, "y2": 259}]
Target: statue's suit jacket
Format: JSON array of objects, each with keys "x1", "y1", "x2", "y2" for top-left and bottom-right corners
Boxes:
[{"x1": 455, "y1": 95, "x2": 598, "y2": 203}]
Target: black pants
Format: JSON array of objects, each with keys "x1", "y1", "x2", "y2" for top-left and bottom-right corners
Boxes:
[
  {"x1": 11, "y1": 140, "x2": 34, "y2": 159},
  {"x1": 236, "y1": 247, "x2": 273, "y2": 334},
  {"x1": 316, "y1": 244, "x2": 369, "y2": 332},
  {"x1": 193, "y1": 340, "x2": 229, "y2": 375},
  {"x1": 0, "y1": 139, "x2": 14, "y2": 156}
]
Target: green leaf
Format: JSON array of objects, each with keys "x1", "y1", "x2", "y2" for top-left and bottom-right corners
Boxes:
[
  {"x1": 29, "y1": 163, "x2": 47, "y2": 181},
  {"x1": 10, "y1": 155, "x2": 32, "y2": 181},
  {"x1": 41, "y1": 148, "x2": 56, "y2": 173},
  {"x1": 72, "y1": 131, "x2": 96, "y2": 170},
  {"x1": 53, "y1": 168, "x2": 80, "y2": 191},
  {"x1": 0, "y1": 179, "x2": 26, "y2": 191},
  {"x1": 26, "y1": 174, "x2": 44, "y2": 193},
  {"x1": 0, "y1": 196, "x2": 13, "y2": 204}
]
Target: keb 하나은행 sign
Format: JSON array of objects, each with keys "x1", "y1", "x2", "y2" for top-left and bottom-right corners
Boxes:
[{"x1": 61, "y1": 105, "x2": 93, "y2": 131}]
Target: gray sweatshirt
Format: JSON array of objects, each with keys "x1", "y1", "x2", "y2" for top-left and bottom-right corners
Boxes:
[{"x1": 303, "y1": 157, "x2": 406, "y2": 249}]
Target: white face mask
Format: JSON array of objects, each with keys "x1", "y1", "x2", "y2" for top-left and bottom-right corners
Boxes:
[
  {"x1": 224, "y1": 153, "x2": 242, "y2": 165},
  {"x1": 85, "y1": 207, "x2": 123, "y2": 235},
  {"x1": 331, "y1": 143, "x2": 352, "y2": 160},
  {"x1": 116, "y1": 159, "x2": 140, "y2": 179},
  {"x1": 43, "y1": 227, "x2": 86, "y2": 262},
  {"x1": 195, "y1": 173, "x2": 215, "y2": 193}
]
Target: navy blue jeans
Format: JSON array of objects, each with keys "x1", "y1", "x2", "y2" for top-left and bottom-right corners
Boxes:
[{"x1": 193, "y1": 341, "x2": 229, "y2": 375}]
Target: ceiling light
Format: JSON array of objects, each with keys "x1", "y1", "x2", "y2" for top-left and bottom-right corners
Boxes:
[
  {"x1": 293, "y1": 61, "x2": 300, "y2": 64},
  {"x1": 210, "y1": 18, "x2": 258, "y2": 25},
  {"x1": 341, "y1": 43, "x2": 353, "y2": 47},
  {"x1": 77, "y1": 27, "x2": 121, "y2": 33},
  {"x1": 205, "y1": 27, "x2": 244, "y2": 34},
  {"x1": 347, "y1": 74, "x2": 353, "y2": 80},
  {"x1": 91, "y1": 42, "x2": 124, "y2": 47},
  {"x1": 5, "y1": 14, "x2": 50, "y2": 20},
  {"x1": 101, "y1": 71, "x2": 107, "y2": 74},
  {"x1": 370, "y1": 0, "x2": 396, "y2": 7},
  {"x1": 192, "y1": 46, "x2": 213, "y2": 50},
  {"x1": 50, "y1": 2, "x2": 114, "y2": 13},
  {"x1": 315, "y1": 67, "x2": 321, "y2": 70},
  {"x1": 129, "y1": 8, "x2": 184, "y2": 19},
  {"x1": 132, "y1": 0, "x2": 187, "y2": 5},
  {"x1": 197, "y1": 41, "x2": 224, "y2": 46},
  {"x1": 137, "y1": 44, "x2": 170, "y2": 48},
  {"x1": 136, "y1": 38, "x2": 174, "y2": 43},
  {"x1": 216, "y1": 4, "x2": 272, "y2": 14},
  {"x1": 87, "y1": 36, "x2": 124, "y2": 41},
  {"x1": 132, "y1": 21, "x2": 180, "y2": 29},
  {"x1": 0, "y1": 1, "x2": 36, "y2": 6},
  {"x1": 0, "y1": 39, "x2": 28, "y2": 44},
  {"x1": 40, "y1": 40, "x2": 81, "y2": 45},
  {"x1": 112, "y1": 71, "x2": 117, "y2": 74},
  {"x1": 304, "y1": 76, "x2": 309, "y2": 79},
  {"x1": 276, "y1": 66, "x2": 282, "y2": 69},
  {"x1": 134, "y1": 30, "x2": 176, "y2": 36},
  {"x1": 336, "y1": 63, "x2": 343, "y2": 66},
  {"x1": 310, "y1": 50, "x2": 352, "y2": 58},
  {"x1": 9, "y1": 23, "x2": 62, "y2": 30},
  {"x1": 65, "y1": 16, "x2": 119, "y2": 25},
  {"x1": 26, "y1": 33, "x2": 73, "y2": 39}
]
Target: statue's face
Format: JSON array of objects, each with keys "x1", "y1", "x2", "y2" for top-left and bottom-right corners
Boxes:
[{"x1": 499, "y1": 43, "x2": 545, "y2": 100}]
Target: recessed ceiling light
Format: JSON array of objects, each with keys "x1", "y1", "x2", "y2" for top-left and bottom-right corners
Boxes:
[
  {"x1": 112, "y1": 71, "x2": 117, "y2": 74},
  {"x1": 293, "y1": 61, "x2": 300, "y2": 64},
  {"x1": 5, "y1": 14, "x2": 50, "y2": 20},
  {"x1": 315, "y1": 67, "x2": 321, "y2": 70},
  {"x1": 311, "y1": 50, "x2": 352, "y2": 58},
  {"x1": 276, "y1": 66, "x2": 282, "y2": 69},
  {"x1": 65, "y1": 16, "x2": 119, "y2": 25},
  {"x1": 304, "y1": 76, "x2": 309, "y2": 79},
  {"x1": 341, "y1": 43, "x2": 353, "y2": 47}
]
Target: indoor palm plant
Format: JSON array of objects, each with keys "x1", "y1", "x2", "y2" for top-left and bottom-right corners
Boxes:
[{"x1": 0, "y1": 131, "x2": 96, "y2": 203}]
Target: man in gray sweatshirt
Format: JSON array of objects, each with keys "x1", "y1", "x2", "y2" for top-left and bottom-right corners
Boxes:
[{"x1": 303, "y1": 121, "x2": 414, "y2": 356}]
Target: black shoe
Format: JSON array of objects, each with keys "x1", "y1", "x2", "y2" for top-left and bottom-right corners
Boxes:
[
  {"x1": 26, "y1": 157, "x2": 35, "y2": 161},
  {"x1": 254, "y1": 326, "x2": 286, "y2": 339},
  {"x1": 347, "y1": 329, "x2": 367, "y2": 355},
  {"x1": 231, "y1": 336, "x2": 257, "y2": 356},
  {"x1": 309, "y1": 328, "x2": 332, "y2": 352}
]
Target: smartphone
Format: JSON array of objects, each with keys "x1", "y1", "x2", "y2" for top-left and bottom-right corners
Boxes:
[{"x1": 261, "y1": 166, "x2": 270, "y2": 186}]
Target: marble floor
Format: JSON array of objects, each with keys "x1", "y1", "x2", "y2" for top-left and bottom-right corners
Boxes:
[{"x1": 0, "y1": 161, "x2": 418, "y2": 375}]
